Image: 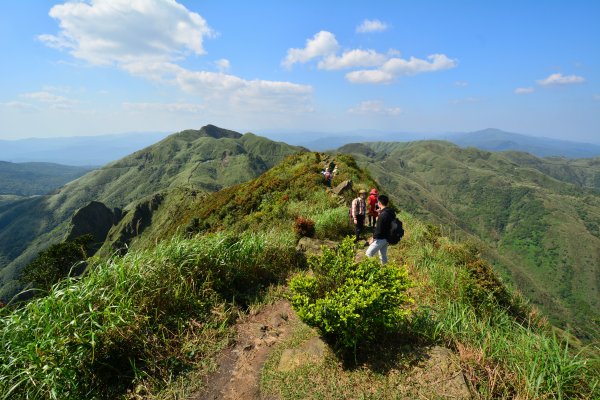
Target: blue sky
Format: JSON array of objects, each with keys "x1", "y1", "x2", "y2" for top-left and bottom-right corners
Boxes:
[{"x1": 1, "y1": 0, "x2": 599, "y2": 142}]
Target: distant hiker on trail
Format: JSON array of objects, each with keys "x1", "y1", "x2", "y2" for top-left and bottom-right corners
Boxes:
[
  {"x1": 367, "y1": 188, "x2": 379, "y2": 227},
  {"x1": 328, "y1": 160, "x2": 336, "y2": 173},
  {"x1": 366, "y1": 194, "x2": 395, "y2": 264},
  {"x1": 351, "y1": 189, "x2": 367, "y2": 243},
  {"x1": 323, "y1": 168, "x2": 332, "y2": 187}
]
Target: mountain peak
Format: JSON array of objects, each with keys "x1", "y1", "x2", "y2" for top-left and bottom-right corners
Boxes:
[
  {"x1": 198, "y1": 124, "x2": 243, "y2": 139},
  {"x1": 168, "y1": 125, "x2": 243, "y2": 142}
]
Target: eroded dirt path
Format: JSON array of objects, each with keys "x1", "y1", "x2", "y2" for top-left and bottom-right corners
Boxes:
[{"x1": 192, "y1": 300, "x2": 296, "y2": 400}]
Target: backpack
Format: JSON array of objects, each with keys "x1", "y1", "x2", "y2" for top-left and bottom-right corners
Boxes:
[{"x1": 387, "y1": 217, "x2": 404, "y2": 245}]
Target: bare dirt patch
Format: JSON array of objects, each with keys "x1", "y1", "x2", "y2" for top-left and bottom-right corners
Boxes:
[{"x1": 191, "y1": 300, "x2": 296, "y2": 400}]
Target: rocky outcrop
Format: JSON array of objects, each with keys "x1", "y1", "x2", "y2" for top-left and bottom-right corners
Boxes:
[
  {"x1": 107, "y1": 193, "x2": 164, "y2": 252},
  {"x1": 332, "y1": 179, "x2": 353, "y2": 196},
  {"x1": 296, "y1": 237, "x2": 338, "y2": 256},
  {"x1": 66, "y1": 201, "x2": 122, "y2": 251}
]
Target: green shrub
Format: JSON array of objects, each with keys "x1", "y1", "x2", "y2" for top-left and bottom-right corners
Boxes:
[
  {"x1": 20, "y1": 234, "x2": 93, "y2": 294},
  {"x1": 290, "y1": 237, "x2": 413, "y2": 350}
]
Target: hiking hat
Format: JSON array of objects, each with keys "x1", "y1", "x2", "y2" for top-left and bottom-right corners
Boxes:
[
  {"x1": 370, "y1": 188, "x2": 378, "y2": 195},
  {"x1": 358, "y1": 189, "x2": 367, "y2": 194}
]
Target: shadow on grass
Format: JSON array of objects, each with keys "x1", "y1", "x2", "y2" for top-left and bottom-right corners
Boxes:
[{"x1": 326, "y1": 308, "x2": 441, "y2": 374}]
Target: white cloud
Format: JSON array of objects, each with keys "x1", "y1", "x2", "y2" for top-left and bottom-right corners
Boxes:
[
  {"x1": 20, "y1": 91, "x2": 78, "y2": 109},
  {"x1": 356, "y1": 19, "x2": 389, "y2": 33},
  {"x1": 455, "y1": 81, "x2": 468, "y2": 87},
  {"x1": 282, "y1": 31, "x2": 339, "y2": 68},
  {"x1": 0, "y1": 101, "x2": 36, "y2": 110},
  {"x1": 348, "y1": 100, "x2": 401, "y2": 116},
  {"x1": 123, "y1": 102, "x2": 204, "y2": 113},
  {"x1": 40, "y1": 1, "x2": 314, "y2": 118},
  {"x1": 346, "y1": 54, "x2": 457, "y2": 84},
  {"x1": 317, "y1": 49, "x2": 387, "y2": 70},
  {"x1": 450, "y1": 97, "x2": 479, "y2": 105},
  {"x1": 514, "y1": 87, "x2": 534, "y2": 94},
  {"x1": 537, "y1": 73, "x2": 585, "y2": 86},
  {"x1": 215, "y1": 58, "x2": 231, "y2": 72},
  {"x1": 39, "y1": 0, "x2": 215, "y2": 66}
]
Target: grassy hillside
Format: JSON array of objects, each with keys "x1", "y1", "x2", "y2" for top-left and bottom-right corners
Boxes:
[
  {"x1": 0, "y1": 161, "x2": 93, "y2": 196},
  {"x1": 0, "y1": 125, "x2": 304, "y2": 301},
  {"x1": 338, "y1": 141, "x2": 600, "y2": 341},
  {"x1": 0, "y1": 152, "x2": 596, "y2": 399}
]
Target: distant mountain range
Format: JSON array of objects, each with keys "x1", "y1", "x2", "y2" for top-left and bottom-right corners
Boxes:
[
  {"x1": 265, "y1": 128, "x2": 600, "y2": 158},
  {"x1": 2, "y1": 129, "x2": 599, "y2": 166},
  {"x1": 0, "y1": 131, "x2": 170, "y2": 166}
]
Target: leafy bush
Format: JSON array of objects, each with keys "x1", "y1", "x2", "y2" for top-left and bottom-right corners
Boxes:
[
  {"x1": 290, "y1": 237, "x2": 413, "y2": 350},
  {"x1": 294, "y1": 216, "x2": 315, "y2": 238},
  {"x1": 20, "y1": 234, "x2": 93, "y2": 293}
]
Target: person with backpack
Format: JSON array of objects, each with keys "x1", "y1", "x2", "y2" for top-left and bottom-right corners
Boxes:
[
  {"x1": 323, "y1": 168, "x2": 332, "y2": 187},
  {"x1": 366, "y1": 194, "x2": 403, "y2": 264},
  {"x1": 367, "y1": 188, "x2": 379, "y2": 227},
  {"x1": 351, "y1": 189, "x2": 367, "y2": 243}
]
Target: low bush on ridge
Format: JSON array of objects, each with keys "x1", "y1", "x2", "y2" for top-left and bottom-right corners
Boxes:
[{"x1": 290, "y1": 237, "x2": 414, "y2": 352}]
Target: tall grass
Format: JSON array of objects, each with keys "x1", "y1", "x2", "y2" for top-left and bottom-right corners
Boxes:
[
  {"x1": 0, "y1": 231, "x2": 302, "y2": 399},
  {"x1": 399, "y1": 212, "x2": 599, "y2": 399}
]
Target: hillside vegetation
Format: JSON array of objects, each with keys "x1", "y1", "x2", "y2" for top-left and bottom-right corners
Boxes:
[
  {"x1": 338, "y1": 141, "x2": 600, "y2": 341},
  {"x1": 0, "y1": 125, "x2": 304, "y2": 301},
  {"x1": 0, "y1": 161, "x2": 93, "y2": 197},
  {"x1": 0, "y1": 152, "x2": 597, "y2": 399}
]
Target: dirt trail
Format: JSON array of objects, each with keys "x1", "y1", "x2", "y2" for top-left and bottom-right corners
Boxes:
[{"x1": 192, "y1": 300, "x2": 295, "y2": 400}]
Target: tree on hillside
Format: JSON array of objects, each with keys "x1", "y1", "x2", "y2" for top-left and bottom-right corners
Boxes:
[{"x1": 20, "y1": 234, "x2": 93, "y2": 293}]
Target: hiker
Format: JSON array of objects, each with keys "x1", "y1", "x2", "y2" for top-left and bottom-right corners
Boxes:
[
  {"x1": 323, "y1": 168, "x2": 332, "y2": 187},
  {"x1": 351, "y1": 189, "x2": 367, "y2": 243},
  {"x1": 366, "y1": 194, "x2": 395, "y2": 264},
  {"x1": 367, "y1": 188, "x2": 379, "y2": 227}
]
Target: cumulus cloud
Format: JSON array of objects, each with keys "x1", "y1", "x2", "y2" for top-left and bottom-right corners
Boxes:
[
  {"x1": 537, "y1": 73, "x2": 585, "y2": 86},
  {"x1": 39, "y1": 0, "x2": 215, "y2": 65},
  {"x1": 282, "y1": 31, "x2": 339, "y2": 68},
  {"x1": 215, "y1": 58, "x2": 231, "y2": 72},
  {"x1": 40, "y1": 1, "x2": 314, "y2": 117},
  {"x1": 20, "y1": 91, "x2": 78, "y2": 109},
  {"x1": 0, "y1": 101, "x2": 36, "y2": 110},
  {"x1": 123, "y1": 102, "x2": 204, "y2": 113},
  {"x1": 514, "y1": 87, "x2": 534, "y2": 94},
  {"x1": 317, "y1": 49, "x2": 387, "y2": 70},
  {"x1": 348, "y1": 100, "x2": 401, "y2": 116},
  {"x1": 356, "y1": 19, "x2": 388, "y2": 33},
  {"x1": 346, "y1": 54, "x2": 457, "y2": 84}
]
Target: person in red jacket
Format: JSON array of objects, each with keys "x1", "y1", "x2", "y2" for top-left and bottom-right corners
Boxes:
[{"x1": 367, "y1": 188, "x2": 379, "y2": 227}]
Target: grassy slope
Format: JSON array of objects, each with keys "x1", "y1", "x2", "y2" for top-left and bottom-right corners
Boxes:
[
  {"x1": 0, "y1": 126, "x2": 304, "y2": 300},
  {"x1": 0, "y1": 152, "x2": 596, "y2": 399},
  {"x1": 338, "y1": 141, "x2": 600, "y2": 341}
]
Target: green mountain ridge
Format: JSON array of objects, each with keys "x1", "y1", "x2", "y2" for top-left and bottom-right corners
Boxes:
[
  {"x1": 1, "y1": 151, "x2": 597, "y2": 399},
  {"x1": 338, "y1": 140, "x2": 600, "y2": 340},
  {"x1": 0, "y1": 125, "x2": 305, "y2": 300}
]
